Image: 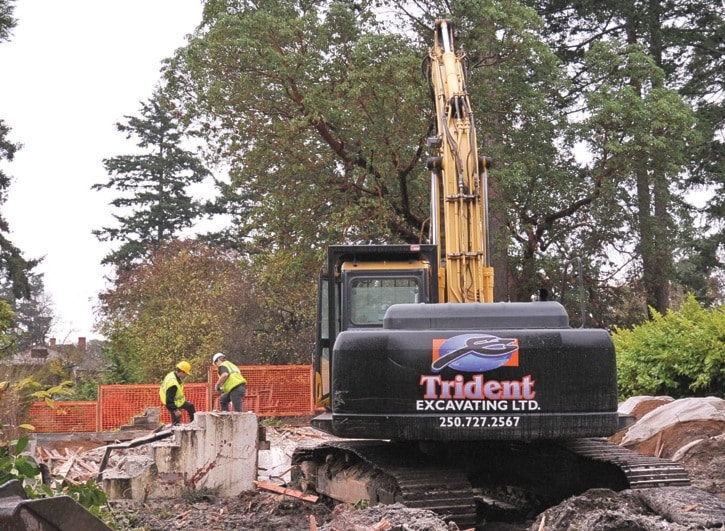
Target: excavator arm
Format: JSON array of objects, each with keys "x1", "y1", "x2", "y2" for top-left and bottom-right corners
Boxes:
[{"x1": 427, "y1": 19, "x2": 493, "y2": 303}]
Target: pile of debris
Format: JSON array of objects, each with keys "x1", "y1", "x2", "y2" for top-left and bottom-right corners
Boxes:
[{"x1": 36, "y1": 444, "x2": 130, "y2": 485}]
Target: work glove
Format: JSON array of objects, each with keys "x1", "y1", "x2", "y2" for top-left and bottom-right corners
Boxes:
[{"x1": 172, "y1": 410, "x2": 182, "y2": 423}]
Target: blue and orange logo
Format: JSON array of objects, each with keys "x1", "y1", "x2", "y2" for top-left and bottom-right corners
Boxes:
[{"x1": 432, "y1": 334, "x2": 519, "y2": 373}]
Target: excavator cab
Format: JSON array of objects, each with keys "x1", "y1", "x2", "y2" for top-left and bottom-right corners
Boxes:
[{"x1": 313, "y1": 244, "x2": 438, "y2": 411}]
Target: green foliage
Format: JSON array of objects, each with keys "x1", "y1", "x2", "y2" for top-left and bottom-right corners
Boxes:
[
  {"x1": 0, "y1": 297, "x2": 15, "y2": 350},
  {"x1": 63, "y1": 478, "x2": 108, "y2": 511},
  {"x1": 614, "y1": 294, "x2": 725, "y2": 398},
  {"x1": 0, "y1": 429, "x2": 40, "y2": 488},
  {"x1": 91, "y1": 0, "x2": 724, "y2": 364},
  {"x1": 260, "y1": 416, "x2": 284, "y2": 427},
  {"x1": 167, "y1": 0, "x2": 430, "y2": 257},
  {"x1": 0, "y1": 0, "x2": 18, "y2": 43},
  {"x1": 72, "y1": 376, "x2": 99, "y2": 401},
  {"x1": 0, "y1": 119, "x2": 37, "y2": 300},
  {"x1": 1, "y1": 271, "x2": 54, "y2": 352},
  {"x1": 531, "y1": 0, "x2": 724, "y2": 317},
  {"x1": 97, "y1": 239, "x2": 260, "y2": 383},
  {"x1": 353, "y1": 498, "x2": 370, "y2": 510},
  {"x1": 1, "y1": 376, "x2": 74, "y2": 440}
]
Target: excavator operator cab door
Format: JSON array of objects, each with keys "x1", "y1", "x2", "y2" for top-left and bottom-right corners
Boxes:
[
  {"x1": 314, "y1": 262, "x2": 430, "y2": 409},
  {"x1": 314, "y1": 268, "x2": 333, "y2": 409}
]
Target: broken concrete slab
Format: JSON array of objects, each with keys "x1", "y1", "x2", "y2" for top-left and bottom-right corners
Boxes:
[{"x1": 102, "y1": 412, "x2": 258, "y2": 500}]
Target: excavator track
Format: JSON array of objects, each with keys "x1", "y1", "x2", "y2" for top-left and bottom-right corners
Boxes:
[
  {"x1": 292, "y1": 437, "x2": 690, "y2": 529},
  {"x1": 293, "y1": 440, "x2": 477, "y2": 528},
  {"x1": 561, "y1": 438, "x2": 691, "y2": 489}
]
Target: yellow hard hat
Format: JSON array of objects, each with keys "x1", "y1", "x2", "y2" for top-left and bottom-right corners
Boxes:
[{"x1": 176, "y1": 361, "x2": 191, "y2": 374}]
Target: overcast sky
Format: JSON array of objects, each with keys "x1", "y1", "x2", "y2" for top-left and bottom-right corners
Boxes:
[{"x1": 0, "y1": 1, "x2": 204, "y2": 341}]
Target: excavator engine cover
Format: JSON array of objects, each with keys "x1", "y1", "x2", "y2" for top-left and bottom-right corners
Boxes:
[{"x1": 317, "y1": 301, "x2": 619, "y2": 441}]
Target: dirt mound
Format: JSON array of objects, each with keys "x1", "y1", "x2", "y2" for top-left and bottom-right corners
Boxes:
[
  {"x1": 676, "y1": 434, "x2": 725, "y2": 498},
  {"x1": 535, "y1": 487, "x2": 725, "y2": 531},
  {"x1": 319, "y1": 503, "x2": 457, "y2": 531},
  {"x1": 624, "y1": 419, "x2": 724, "y2": 460}
]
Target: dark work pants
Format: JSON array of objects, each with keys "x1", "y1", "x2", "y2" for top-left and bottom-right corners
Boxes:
[
  {"x1": 219, "y1": 384, "x2": 246, "y2": 412},
  {"x1": 167, "y1": 401, "x2": 196, "y2": 424}
]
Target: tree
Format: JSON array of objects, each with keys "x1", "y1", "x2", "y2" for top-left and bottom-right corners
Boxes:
[
  {"x1": 581, "y1": 40, "x2": 696, "y2": 318},
  {"x1": 158, "y1": 0, "x2": 721, "y2": 333},
  {"x1": 167, "y1": 0, "x2": 607, "y2": 308},
  {"x1": 166, "y1": 0, "x2": 431, "y2": 271},
  {"x1": 0, "y1": 0, "x2": 40, "y2": 302},
  {"x1": 527, "y1": 0, "x2": 723, "y2": 314},
  {"x1": 0, "y1": 272, "x2": 55, "y2": 352},
  {"x1": 92, "y1": 87, "x2": 211, "y2": 271},
  {"x1": 0, "y1": 297, "x2": 15, "y2": 353},
  {"x1": 0, "y1": 0, "x2": 17, "y2": 43},
  {"x1": 97, "y1": 239, "x2": 263, "y2": 383},
  {"x1": 0, "y1": 112, "x2": 35, "y2": 303}
]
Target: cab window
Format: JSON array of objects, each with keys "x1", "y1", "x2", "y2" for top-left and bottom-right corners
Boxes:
[{"x1": 350, "y1": 277, "x2": 420, "y2": 326}]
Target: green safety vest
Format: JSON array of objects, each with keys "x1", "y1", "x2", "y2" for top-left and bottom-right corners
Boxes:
[
  {"x1": 218, "y1": 360, "x2": 247, "y2": 394},
  {"x1": 159, "y1": 371, "x2": 186, "y2": 408}
]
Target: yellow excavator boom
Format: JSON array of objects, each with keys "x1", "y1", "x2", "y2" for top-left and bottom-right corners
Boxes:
[{"x1": 427, "y1": 19, "x2": 493, "y2": 303}]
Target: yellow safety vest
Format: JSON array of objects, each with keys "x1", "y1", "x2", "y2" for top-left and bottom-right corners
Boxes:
[
  {"x1": 218, "y1": 360, "x2": 247, "y2": 394},
  {"x1": 159, "y1": 371, "x2": 186, "y2": 408}
]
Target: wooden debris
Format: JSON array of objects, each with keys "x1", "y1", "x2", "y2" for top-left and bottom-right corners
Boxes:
[
  {"x1": 35, "y1": 439, "x2": 155, "y2": 485},
  {"x1": 254, "y1": 480, "x2": 319, "y2": 503},
  {"x1": 655, "y1": 431, "x2": 664, "y2": 457}
]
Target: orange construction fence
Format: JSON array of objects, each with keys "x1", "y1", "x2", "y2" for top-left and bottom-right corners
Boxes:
[{"x1": 28, "y1": 365, "x2": 314, "y2": 433}]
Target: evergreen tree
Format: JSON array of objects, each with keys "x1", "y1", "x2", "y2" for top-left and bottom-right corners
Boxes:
[
  {"x1": 0, "y1": 0, "x2": 39, "y2": 302},
  {"x1": 0, "y1": 0, "x2": 17, "y2": 43},
  {"x1": 527, "y1": 0, "x2": 724, "y2": 312},
  {"x1": 92, "y1": 87, "x2": 211, "y2": 271},
  {"x1": 0, "y1": 272, "x2": 54, "y2": 351}
]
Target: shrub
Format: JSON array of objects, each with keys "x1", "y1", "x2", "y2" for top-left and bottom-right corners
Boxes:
[{"x1": 613, "y1": 294, "x2": 725, "y2": 399}]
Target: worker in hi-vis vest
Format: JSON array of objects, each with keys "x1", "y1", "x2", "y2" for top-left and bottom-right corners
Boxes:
[
  {"x1": 212, "y1": 352, "x2": 247, "y2": 412},
  {"x1": 159, "y1": 361, "x2": 196, "y2": 425}
]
